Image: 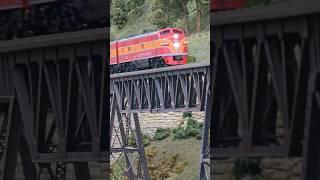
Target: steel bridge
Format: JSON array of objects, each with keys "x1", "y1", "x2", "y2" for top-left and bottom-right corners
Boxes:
[
  {"x1": 0, "y1": 24, "x2": 212, "y2": 180},
  {"x1": 1, "y1": 0, "x2": 320, "y2": 179},
  {"x1": 211, "y1": 1, "x2": 320, "y2": 179},
  {"x1": 110, "y1": 62, "x2": 211, "y2": 179},
  {"x1": 0, "y1": 28, "x2": 110, "y2": 179}
]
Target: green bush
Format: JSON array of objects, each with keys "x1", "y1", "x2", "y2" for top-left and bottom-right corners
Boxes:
[
  {"x1": 187, "y1": 55, "x2": 197, "y2": 63},
  {"x1": 128, "y1": 133, "x2": 151, "y2": 147},
  {"x1": 232, "y1": 159, "x2": 262, "y2": 180},
  {"x1": 154, "y1": 128, "x2": 171, "y2": 140},
  {"x1": 183, "y1": 112, "x2": 192, "y2": 118},
  {"x1": 172, "y1": 117, "x2": 202, "y2": 140}
]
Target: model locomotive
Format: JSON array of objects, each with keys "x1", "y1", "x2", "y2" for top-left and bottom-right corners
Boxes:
[
  {"x1": 110, "y1": 28, "x2": 188, "y2": 74},
  {"x1": 0, "y1": 0, "x2": 108, "y2": 40}
]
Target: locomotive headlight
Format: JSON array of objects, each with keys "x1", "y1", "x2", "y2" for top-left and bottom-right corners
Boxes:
[
  {"x1": 173, "y1": 42, "x2": 180, "y2": 48},
  {"x1": 173, "y1": 34, "x2": 179, "y2": 39}
]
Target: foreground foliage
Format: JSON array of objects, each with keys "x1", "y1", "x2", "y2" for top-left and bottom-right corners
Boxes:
[{"x1": 232, "y1": 159, "x2": 262, "y2": 180}]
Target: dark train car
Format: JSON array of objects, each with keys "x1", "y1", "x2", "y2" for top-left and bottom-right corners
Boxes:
[
  {"x1": 211, "y1": 0, "x2": 246, "y2": 11},
  {"x1": 0, "y1": 0, "x2": 107, "y2": 20},
  {"x1": 0, "y1": 0, "x2": 108, "y2": 40}
]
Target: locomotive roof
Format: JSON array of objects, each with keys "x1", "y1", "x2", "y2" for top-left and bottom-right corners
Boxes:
[
  {"x1": 111, "y1": 28, "x2": 183, "y2": 43},
  {"x1": 118, "y1": 31, "x2": 157, "y2": 42}
]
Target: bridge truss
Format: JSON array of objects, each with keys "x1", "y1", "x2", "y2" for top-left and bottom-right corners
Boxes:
[
  {"x1": 211, "y1": 1, "x2": 320, "y2": 179},
  {"x1": 0, "y1": 27, "x2": 212, "y2": 180},
  {"x1": 110, "y1": 62, "x2": 211, "y2": 179},
  {"x1": 0, "y1": 28, "x2": 110, "y2": 179}
]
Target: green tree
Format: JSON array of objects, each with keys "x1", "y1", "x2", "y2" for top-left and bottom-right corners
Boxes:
[
  {"x1": 195, "y1": 0, "x2": 209, "y2": 32},
  {"x1": 150, "y1": 9, "x2": 174, "y2": 28},
  {"x1": 111, "y1": 0, "x2": 128, "y2": 29},
  {"x1": 176, "y1": 0, "x2": 191, "y2": 33},
  {"x1": 127, "y1": 0, "x2": 145, "y2": 12},
  {"x1": 150, "y1": 0, "x2": 191, "y2": 33}
]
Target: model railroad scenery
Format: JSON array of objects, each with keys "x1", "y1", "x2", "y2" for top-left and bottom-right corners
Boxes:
[
  {"x1": 0, "y1": 0, "x2": 110, "y2": 179},
  {"x1": 0, "y1": 0, "x2": 320, "y2": 180},
  {"x1": 109, "y1": 0, "x2": 210, "y2": 179}
]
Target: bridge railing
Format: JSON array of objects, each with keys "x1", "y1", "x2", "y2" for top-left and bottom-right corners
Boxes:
[{"x1": 110, "y1": 62, "x2": 210, "y2": 113}]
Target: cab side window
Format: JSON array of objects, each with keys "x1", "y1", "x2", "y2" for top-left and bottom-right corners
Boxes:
[{"x1": 173, "y1": 30, "x2": 182, "y2": 34}]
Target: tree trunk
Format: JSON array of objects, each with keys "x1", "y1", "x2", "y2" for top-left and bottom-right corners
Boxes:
[
  {"x1": 177, "y1": 0, "x2": 190, "y2": 34},
  {"x1": 196, "y1": 0, "x2": 202, "y2": 32},
  {"x1": 185, "y1": 12, "x2": 189, "y2": 34}
]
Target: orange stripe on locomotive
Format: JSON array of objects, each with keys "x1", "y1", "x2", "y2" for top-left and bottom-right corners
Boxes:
[{"x1": 110, "y1": 28, "x2": 188, "y2": 67}]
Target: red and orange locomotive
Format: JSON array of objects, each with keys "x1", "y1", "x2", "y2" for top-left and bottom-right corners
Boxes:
[{"x1": 110, "y1": 28, "x2": 188, "y2": 73}]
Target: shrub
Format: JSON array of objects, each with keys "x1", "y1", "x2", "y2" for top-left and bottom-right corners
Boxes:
[
  {"x1": 232, "y1": 159, "x2": 262, "y2": 180},
  {"x1": 147, "y1": 149, "x2": 187, "y2": 179},
  {"x1": 154, "y1": 128, "x2": 171, "y2": 140},
  {"x1": 183, "y1": 112, "x2": 192, "y2": 118},
  {"x1": 128, "y1": 133, "x2": 151, "y2": 147},
  {"x1": 187, "y1": 55, "x2": 197, "y2": 63},
  {"x1": 172, "y1": 117, "x2": 202, "y2": 140}
]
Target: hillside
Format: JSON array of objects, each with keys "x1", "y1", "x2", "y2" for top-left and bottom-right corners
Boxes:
[
  {"x1": 111, "y1": 135, "x2": 202, "y2": 180},
  {"x1": 111, "y1": 0, "x2": 210, "y2": 62}
]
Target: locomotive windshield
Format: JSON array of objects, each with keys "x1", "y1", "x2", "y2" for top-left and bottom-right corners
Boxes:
[
  {"x1": 173, "y1": 29, "x2": 183, "y2": 34},
  {"x1": 160, "y1": 30, "x2": 171, "y2": 35}
]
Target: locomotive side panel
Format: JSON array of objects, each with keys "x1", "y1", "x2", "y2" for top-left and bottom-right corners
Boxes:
[
  {"x1": 117, "y1": 33, "x2": 159, "y2": 63},
  {"x1": 110, "y1": 42, "x2": 118, "y2": 65}
]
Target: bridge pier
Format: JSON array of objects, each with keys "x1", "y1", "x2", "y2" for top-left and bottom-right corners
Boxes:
[{"x1": 110, "y1": 93, "x2": 151, "y2": 179}]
